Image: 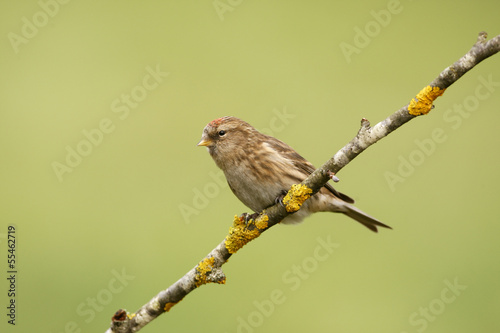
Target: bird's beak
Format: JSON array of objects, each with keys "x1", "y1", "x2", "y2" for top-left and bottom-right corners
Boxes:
[{"x1": 197, "y1": 137, "x2": 213, "y2": 147}]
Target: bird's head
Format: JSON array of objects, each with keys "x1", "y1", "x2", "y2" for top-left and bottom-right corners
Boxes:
[{"x1": 198, "y1": 116, "x2": 256, "y2": 168}]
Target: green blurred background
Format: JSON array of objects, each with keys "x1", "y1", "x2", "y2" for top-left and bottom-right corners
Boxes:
[{"x1": 1, "y1": 1, "x2": 499, "y2": 332}]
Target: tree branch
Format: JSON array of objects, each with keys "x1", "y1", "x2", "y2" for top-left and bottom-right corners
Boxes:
[{"x1": 105, "y1": 31, "x2": 499, "y2": 332}]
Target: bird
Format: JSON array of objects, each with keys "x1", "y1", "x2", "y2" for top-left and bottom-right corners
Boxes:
[{"x1": 197, "y1": 116, "x2": 391, "y2": 232}]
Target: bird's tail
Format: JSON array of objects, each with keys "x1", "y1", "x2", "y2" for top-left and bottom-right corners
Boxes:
[{"x1": 342, "y1": 204, "x2": 392, "y2": 233}]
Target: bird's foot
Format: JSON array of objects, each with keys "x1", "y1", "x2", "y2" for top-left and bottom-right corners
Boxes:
[
  {"x1": 240, "y1": 212, "x2": 260, "y2": 228},
  {"x1": 274, "y1": 190, "x2": 288, "y2": 207}
]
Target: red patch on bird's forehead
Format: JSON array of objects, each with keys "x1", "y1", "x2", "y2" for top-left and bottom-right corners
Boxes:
[{"x1": 208, "y1": 117, "x2": 229, "y2": 127}]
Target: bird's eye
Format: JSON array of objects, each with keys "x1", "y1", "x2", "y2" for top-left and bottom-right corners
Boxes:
[{"x1": 218, "y1": 130, "x2": 226, "y2": 136}]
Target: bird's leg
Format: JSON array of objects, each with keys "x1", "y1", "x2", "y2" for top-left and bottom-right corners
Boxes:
[{"x1": 274, "y1": 190, "x2": 288, "y2": 207}]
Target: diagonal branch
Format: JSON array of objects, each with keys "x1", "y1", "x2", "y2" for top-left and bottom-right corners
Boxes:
[{"x1": 105, "y1": 31, "x2": 499, "y2": 332}]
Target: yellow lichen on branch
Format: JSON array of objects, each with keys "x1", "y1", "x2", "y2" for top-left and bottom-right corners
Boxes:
[
  {"x1": 194, "y1": 257, "x2": 220, "y2": 287},
  {"x1": 254, "y1": 214, "x2": 269, "y2": 230},
  {"x1": 408, "y1": 85, "x2": 446, "y2": 116},
  {"x1": 164, "y1": 302, "x2": 178, "y2": 312},
  {"x1": 224, "y1": 214, "x2": 268, "y2": 254},
  {"x1": 282, "y1": 184, "x2": 313, "y2": 213}
]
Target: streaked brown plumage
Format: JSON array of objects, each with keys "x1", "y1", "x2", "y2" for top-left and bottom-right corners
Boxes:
[{"x1": 198, "y1": 116, "x2": 391, "y2": 232}]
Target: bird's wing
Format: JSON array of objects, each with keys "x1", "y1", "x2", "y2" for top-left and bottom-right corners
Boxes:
[{"x1": 264, "y1": 135, "x2": 355, "y2": 204}]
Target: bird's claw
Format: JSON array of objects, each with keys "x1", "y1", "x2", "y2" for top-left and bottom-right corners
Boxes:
[
  {"x1": 241, "y1": 212, "x2": 260, "y2": 228},
  {"x1": 274, "y1": 190, "x2": 288, "y2": 207}
]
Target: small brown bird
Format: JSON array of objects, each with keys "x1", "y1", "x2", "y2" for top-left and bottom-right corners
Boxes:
[{"x1": 198, "y1": 116, "x2": 391, "y2": 232}]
